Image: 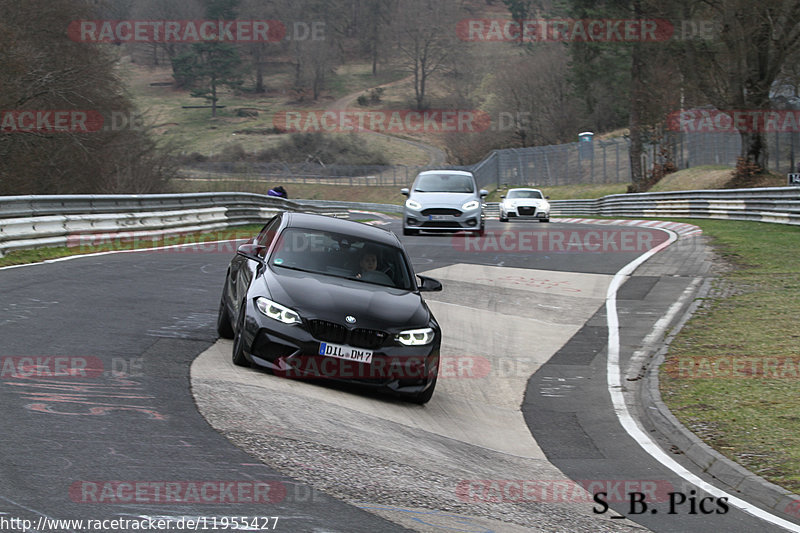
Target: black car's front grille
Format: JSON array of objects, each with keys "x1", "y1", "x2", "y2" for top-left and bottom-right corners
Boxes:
[
  {"x1": 307, "y1": 320, "x2": 388, "y2": 349},
  {"x1": 308, "y1": 320, "x2": 347, "y2": 344},
  {"x1": 518, "y1": 206, "x2": 536, "y2": 215},
  {"x1": 350, "y1": 328, "x2": 389, "y2": 349},
  {"x1": 421, "y1": 208, "x2": 462, "y2": 217}
]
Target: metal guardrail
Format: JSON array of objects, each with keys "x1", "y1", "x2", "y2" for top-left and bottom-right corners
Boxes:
[
  {"x1": 3, "y1": 187, "x2": 799, "y2": 257},
  {"x1": 550, "y1": 186, "x2": 800, "y2": 225},
  {"x1": 483, "y1": 203, "x2": 500, "y2": 218},
  {"x1": 292, "y1": 199, "x2": 403, "y2": 215},
  {"x1": 0, "y1": 193, "x2": 348, "y2": 257}
]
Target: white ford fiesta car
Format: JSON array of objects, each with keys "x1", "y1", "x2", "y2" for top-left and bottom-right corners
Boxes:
[
  {"x1": 499, "y1": 188, "x2": 550, "y2": 223},
  {"x1": 401, "y1": 170, "x2": 487, "y2": 236}
]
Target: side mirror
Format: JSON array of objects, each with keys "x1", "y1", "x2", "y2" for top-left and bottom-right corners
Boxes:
[
  {"x1": 417, "y1": 275, "x2": 443, "y2": 292},
  {"x1": 401, "y1": 188, "x2": 410, "y2": 196},
  {"x1": 479, "y1": 189, "x2": 489, "y2": 198},
  {"x1": 545, "y1": 196, "x2": 550, "y2": 200},
  {"x1": 500, "y1": 195, "x2": 506, "y2": 199},
  {"x1": 237, "y1": 243, "x2": 266, "y2": 263}
]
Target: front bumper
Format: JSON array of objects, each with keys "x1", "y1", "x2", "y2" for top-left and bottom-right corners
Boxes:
[
  {"x1": 241, "y1": 301, "x2": 440, "y2": 397},
  {"x1": 404, "y1": 205, "x2": 483, "y2": 232},
  {"x1": 503, "y1": 205, "x2": 549, "y2": 220}
]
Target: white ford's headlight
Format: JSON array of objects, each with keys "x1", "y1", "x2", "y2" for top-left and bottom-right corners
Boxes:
[
  {"x1": 462, "y1": 200, "x2": 480, "y2": 211},
  {"x1": 395, "y1": 328, "x2": 435, "y2": 346},
  {"x1": 256, "y1": 297, "x2": 301, "y2": 325},
  {"x1": 405, "y1": 199, "x2": 422, "y2": 210}
]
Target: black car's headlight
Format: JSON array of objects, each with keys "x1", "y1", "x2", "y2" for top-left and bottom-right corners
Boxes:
[
  {"x1": 395, "y1": 327, "x2": 435, "y2": 346},
  {"x1": 255, "y1": 297, "x2": 301, "y2": 325}
]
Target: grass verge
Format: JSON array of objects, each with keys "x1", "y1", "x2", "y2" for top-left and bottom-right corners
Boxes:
[
  {"x1": 659, "y1": 218, "x2": 800, "y2": 494},
  {"x1": 0, "y1": 226, "x2": 265, "y2": 268}
]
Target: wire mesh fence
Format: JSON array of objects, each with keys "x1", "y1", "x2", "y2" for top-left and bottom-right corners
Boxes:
[{"x1": 470, "y1": 138, "x2": 631, "y2": 191}]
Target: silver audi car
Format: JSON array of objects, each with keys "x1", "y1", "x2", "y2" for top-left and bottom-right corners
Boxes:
[{"x1": 401, "y1": 170, "x2": 488, "y2": 236}]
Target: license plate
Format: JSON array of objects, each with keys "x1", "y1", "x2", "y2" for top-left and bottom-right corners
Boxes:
[
  {"x1": 318, "y1": 342, "x2": 373, "y2": 364},
  {"x1": 429, "y1": 214, "x2": 451, "y2": 221}
]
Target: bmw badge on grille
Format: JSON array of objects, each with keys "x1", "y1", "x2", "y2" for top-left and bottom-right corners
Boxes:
[{"x1": 345, "y1": 315, "x2": 357, "y2": 324}]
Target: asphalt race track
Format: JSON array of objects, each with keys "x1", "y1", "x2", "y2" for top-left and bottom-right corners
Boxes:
[{"x1": 1, "y1": 218, "x2": 797, "y2": 533}]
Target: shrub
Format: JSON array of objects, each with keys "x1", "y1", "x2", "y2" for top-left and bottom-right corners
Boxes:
[{"x1": 726, "y1": 157, "x2": 764, "y2": 188}]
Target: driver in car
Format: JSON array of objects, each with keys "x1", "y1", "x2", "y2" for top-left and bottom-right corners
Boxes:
[
  {"x1": 356, "y1": 251, "x2": 378, "y2": 279},
  {"x1": 355, "y1": 249, "x2": 393, "y2": 286}
]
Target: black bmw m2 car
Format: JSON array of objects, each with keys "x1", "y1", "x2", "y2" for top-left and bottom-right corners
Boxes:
[{"x1": 217, "y1": 212, "x2": 443, "y2": 404}]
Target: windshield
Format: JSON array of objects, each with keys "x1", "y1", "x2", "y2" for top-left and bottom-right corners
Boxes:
[
  {"x1": 414, "y1": 173, "x2": 475, "y2": 193},
  {"x1": 270, "y1": 228, "x2": 414, "y2": 290},
  {"x1": 507, "y1": 190, "x2": 544, "y2": 199}
]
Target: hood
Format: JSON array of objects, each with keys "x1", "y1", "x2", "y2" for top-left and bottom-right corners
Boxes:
[
  {"x1": 262, "y1": 267, "x2": 430, "y2": 331},
  {"x1": 410, "y1": 191, "x2": 476, "y2": 206}
]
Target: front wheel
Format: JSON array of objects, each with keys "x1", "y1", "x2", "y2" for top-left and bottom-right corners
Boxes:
[
  {"x1": 217, "y1": 296, "x2": 234, "y2": 339},
  {"x1": 231, "y1": 303, "x2": 250, "y2": 367}
]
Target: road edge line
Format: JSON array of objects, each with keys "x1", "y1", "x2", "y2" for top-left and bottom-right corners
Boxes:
[{"x1": 606, "y1": 229, "x2": 800, "y2": 532}]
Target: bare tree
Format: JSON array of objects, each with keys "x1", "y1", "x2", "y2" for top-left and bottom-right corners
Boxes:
[
  {"x1": 129, "y1": 0, "x2": 204, "y2": 67},
  {"x1": 238, "y1": 0, "x2": 281, "y2": 93},
  {"x1": 361, "y1": 0, "x2": 398, "y2": 75},
  {"x1": 677, "y1": 0, "x2": 800, "y2": 169},
  {"x1": 501, "y1": 0, "x2": 538, "y2": 44},
  {"x1": 493, "y1": 47, "x2": 582, "y2": 147},
  {"x1": 393, "y1": 0, "x2": 460, "y2": 110},
  {"x1": 0, "y1": 0, "x2": 175, "y2": 194},
  {"x1": 775, "y1": 48, "x2": 800, "y2": 98},
  {"x1": 270, "y1": 0, "x2": 342, "y2": 101}
]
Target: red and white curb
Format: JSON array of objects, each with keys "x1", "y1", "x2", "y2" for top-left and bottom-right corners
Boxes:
[{"x1": 555, "y1": 218, "x2": 703, "y2": 238}]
